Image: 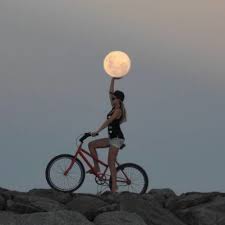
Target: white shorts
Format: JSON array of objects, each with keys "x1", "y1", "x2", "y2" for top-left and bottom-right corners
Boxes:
[{"x1": 109, "y1": 137, "x2": 125, "y2": 149}]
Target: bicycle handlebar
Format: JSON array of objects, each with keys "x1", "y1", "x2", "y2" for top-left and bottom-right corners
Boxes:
[{"x1": 79, "y1": 132, "x2": 99, "y2": 143}]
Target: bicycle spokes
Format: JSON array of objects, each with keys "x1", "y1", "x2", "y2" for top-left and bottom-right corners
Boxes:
[
  {"x1": 46, "y1": 154, "x2": 85, "y2": 192},
  {"x1": 108, "y1": 163, "x2": 148, "y2": 194}
]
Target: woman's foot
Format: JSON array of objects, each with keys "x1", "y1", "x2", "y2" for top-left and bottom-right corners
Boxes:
[
  {"x1": 111, "y1": 184, "x2": 118, "y2": 193},
  {"x1": 86, "y1": 168, "x2": 101, "y2": 175}
]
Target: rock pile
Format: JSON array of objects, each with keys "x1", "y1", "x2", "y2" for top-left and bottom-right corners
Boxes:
[{"x1": 0, "y1": 187, "x2": 225, "y2": 225}]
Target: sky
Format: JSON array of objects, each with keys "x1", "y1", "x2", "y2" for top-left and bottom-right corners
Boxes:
[{"x1": 0, "y1": 0, "x2": 225, "y2": 195}]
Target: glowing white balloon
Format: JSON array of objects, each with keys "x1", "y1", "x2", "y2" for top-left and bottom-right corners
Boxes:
[{"x1": 103, "y1": 51, "x2": 131, "y2": 78}]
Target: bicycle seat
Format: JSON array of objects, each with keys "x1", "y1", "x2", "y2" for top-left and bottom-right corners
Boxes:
[{"x1": 120, "y1": 143, "x2": 126, "y2": 149}]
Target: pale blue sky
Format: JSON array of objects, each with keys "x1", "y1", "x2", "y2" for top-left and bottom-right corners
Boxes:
[{"x1": 0, "y1": 0, "x2": 225, "y2": 195}]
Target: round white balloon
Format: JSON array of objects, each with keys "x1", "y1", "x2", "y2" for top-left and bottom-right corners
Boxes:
[{"x1": 103, "y1": 51, "x2": 131, "y2": 77}]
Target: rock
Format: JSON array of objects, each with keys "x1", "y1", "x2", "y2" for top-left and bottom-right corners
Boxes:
[
  {"x1": 167, "y1": 191, "x2": 225, "y2": 211},
  {"x1": 94, "y1": 211, "x2": 147, "y2": 225},
  {"x1": 96, "y1": 203, "x2": 119, "y2": 214},
  {"x1": 0, "y1": 187, "x2": 9, "y2": 192},
  {"x1": 99, "y1": 191, "x2": 141, "y2": 204},
  {"x1": 120, "y1": 198, "x2": 186, "y2": 225},
  {"x1": 175, "y1": 195, "x2": 225, "y2": 225},
  {"x1": 0, "y1": 189, "x2": 27, "y2": 201},
  {"x1": 148, "y1": 188, "x2": 177, "y2": 198},
  {"x1": 147, "y1": 188, "x2": 177, "y2": 207},
  {"x1": 65, "y1": 195, "x2": 108, "y2": 220},
  {"x1": 6, "y1": 194, "x2": 66, "y2": 213},
  {"x1": 1, "y1": 186, "x2": 225, "y2": 225},
  {"x1": 28, "y1": 188, "x2": 73, "y2": 204},
  {"x1": 98, "y1": 191, "x2": 121, "y2": 204},
  {"x1": 0, "y1": 195, "x2": 5, "y2": 210},
  {"x1": 0, "y1": 210, "x2": 94, "y2": 225},
  {"x1": 27, "y1": 196, "x2": 66, "y2": 212},
  {"x1": 7, "y1": 199, "x2": 43, "y2": 214}
]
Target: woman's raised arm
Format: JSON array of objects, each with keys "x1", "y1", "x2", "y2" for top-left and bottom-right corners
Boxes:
[
  {"x1": 109, "y1": 77, "x2": 115, "y2": 93},
  {"x1": 109, "y1": 78, "x2": 115, "y2": 106}
]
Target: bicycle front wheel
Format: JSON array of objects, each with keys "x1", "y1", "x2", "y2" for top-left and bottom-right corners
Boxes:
[
  {"x1": 45, "y1": 154, "x2": 85, "y2": 193},
  {"x1": 109, "y1": 163, "x2": 149, "y2": 194}
]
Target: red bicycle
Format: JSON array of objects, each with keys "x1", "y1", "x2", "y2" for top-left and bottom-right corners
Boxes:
[{"x1": 45, "y1": 132, "x2": 149, "y2": 194}]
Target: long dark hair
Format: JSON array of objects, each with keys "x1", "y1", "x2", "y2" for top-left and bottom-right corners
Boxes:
[
  {"x1": 113, "y1": 90, "x2": 127, "y2": 124},
  {"x1": 119, "y1": 101, "x2": 127, "y2": 124}
]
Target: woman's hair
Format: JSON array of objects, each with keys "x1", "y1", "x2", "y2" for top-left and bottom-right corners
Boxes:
[
  {"x1": 119, "y1": 101, "x2": 127, "y2": 124},
  {"x1": 112, "y1": 90, "x2": 127, "y2": 124},
  {"x1": 114, "y1": 90, "x2": 125, "y2": 102}
]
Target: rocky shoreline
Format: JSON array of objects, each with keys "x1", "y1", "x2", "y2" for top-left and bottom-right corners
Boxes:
[{"x1": 0, "y1": 187, "x2": 225, "y2": 225}]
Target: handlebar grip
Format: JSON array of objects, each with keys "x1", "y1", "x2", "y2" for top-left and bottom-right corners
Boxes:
[
  {"x1": 79, "y1": 132, "x2": 99, "y2": 143},
  {"x1": 79, "y1": 132, "x2": 91, "y2": 142}
]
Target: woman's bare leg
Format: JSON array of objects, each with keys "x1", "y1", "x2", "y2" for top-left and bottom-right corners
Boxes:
[
  {"x1": 88, "y1": 138, "x2": 110, "y2": 172},
  {"x1": 108, "y1": 146, "x2": 119, "y2": 192}
]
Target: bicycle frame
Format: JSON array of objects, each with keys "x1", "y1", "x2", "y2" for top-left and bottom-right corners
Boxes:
[
  {"x1": 63, "y1": 141, "x2": 125, "y2": 181},
  {"x1": 46, "y1": 133, "x2": 148, "y2": 193}
]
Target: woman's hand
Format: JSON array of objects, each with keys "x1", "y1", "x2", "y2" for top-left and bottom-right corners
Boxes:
[{"x1": 91, "y1": 131, "x2": 99, "y2": 137}]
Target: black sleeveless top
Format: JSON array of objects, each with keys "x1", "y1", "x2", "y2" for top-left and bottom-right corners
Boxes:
[{"x1": 107, "y1": 105, "x2": 125, "y2": 139}]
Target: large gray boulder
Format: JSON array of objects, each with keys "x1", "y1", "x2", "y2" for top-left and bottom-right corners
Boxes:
[
  {"x1": 120, "y1": 198, "x2": 186, "y2": 225},
  {"x1": 0, "y1": 210, "x2": 94, "y2": 225},
  {"x1": 0, "y1": 189, "x2": 27, "y2": 201},
  {"x1": 6, "y1": 194, "x2": 66, "y2": 213},
  {"x1": 146, "y1": 188, "x2": 177, "y2": 208},
  {"x1": 96, "y1": 203, "x2": 119, "y2": 215},
  {"x1": 94, "y1": 211, "x2": 147, "y2": 225},
  {"x1": 174, "y1": 195, "x2": 225, "y2": 225},
  {"x1": 99, "y1": 191, "x2": 142, "y2": 204},
  {"x1": 167, "y1": 191, "x2": 225, "y2": 211},
  {"x1": 0, "y1": 195, "x2": 5, "y2": 210},
  {"x1": 28, "y1": 188, "x2": 73, "y2": 204},
  {"x1": 66, "y1": 195, "x2": 109, "y2": 220}
]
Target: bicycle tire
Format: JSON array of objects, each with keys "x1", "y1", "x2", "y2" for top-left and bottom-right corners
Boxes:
[
  {"x1": 45, "y1": 154, "x2": 85, "y2": 193},
  {"x1": 109, "y1": 163, "x2": 149, "y2": 194}
]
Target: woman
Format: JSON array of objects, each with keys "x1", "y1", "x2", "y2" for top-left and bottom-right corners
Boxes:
[{"x1": 87, "y1": 77, "x2": 127, "y2": 193}]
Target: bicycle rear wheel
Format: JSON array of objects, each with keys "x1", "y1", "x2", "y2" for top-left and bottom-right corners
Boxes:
[
  {"x1": 109, "y1": 163, "x2": 149, "y2": 194},
  {"x1": 45, "y1": 154, "x2": 85, "y2": 192}
]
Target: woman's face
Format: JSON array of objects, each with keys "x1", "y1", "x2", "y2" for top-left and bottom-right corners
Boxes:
[{"x1": 112, "y1": 95, "x2": 120, "y2": 106}]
